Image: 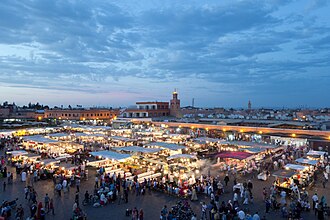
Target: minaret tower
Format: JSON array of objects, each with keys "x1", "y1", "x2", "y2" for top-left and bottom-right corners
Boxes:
[{"x1": 170, "y1": 89, "x2": 181, "y2": 117}]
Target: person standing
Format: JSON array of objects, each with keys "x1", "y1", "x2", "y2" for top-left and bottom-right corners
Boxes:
[
  {"x1": 95, "y1": 175, "x2": 99, "y2": 188},
  {"x1": 124, "y1": 189, "x2": 128, "y2": 203},
  {"x1": 224, "y1": 174, "x2": 229, "y2": 186},
  {"x1": 49, "y1": 198, "x2": 55, "y2": 215},
  {"x1": 132, "y1": 207, "x2": 138, "y2": 220},
  {"x1": 3, "y1": 181, "x2": 6, "y2": 191},
  {"x1": 312, "y1": 193, "x2": 319, "y2": 210},
  {"x1": 139, "y1": 208, "x2": 144, "y2": 220},
  {"x1": 44, "y1": 193, "x2": 50, "y2": 213},
  {"x1": 280, "y1": 190, "x2": 286, "y2": 206}
]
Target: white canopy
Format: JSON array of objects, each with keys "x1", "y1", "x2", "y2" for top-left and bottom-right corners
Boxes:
[
  {"x1": 194, "y1": 137, "x2": 220, "y2": 143},
  {"x1": 307, "y1": 150, "x2": 326, "y2": 157},
  {"x1": 113, "y1": 146, "x2": 162, "y2": 154},
  {"x1": 74, "y1": 132, "x2": 105, "y2": 138},
  {"x1": 7, "y1": 150, "x2": 28, "y2": 156},
  {"x1": 146, "y1": 142, "x2": 185, "y2": 151},
  {"x1": 48, "y1": 133, "x2": 71, "y2": 138},
  {"x1": 284, "y1": 163, "x2": 308, "y2": 171},
  {"x1": 40, "y1": 159, "x2": 60, "y2": 166},
  {"x1": 110, "y1": 136, "x2": 134, "y2": 142},
  {"x1": 24, "y1": 135, "x2": 58, "y2": 144},
  {"x1": 167, "y1": 154, "x2": 197, "y2": 160},
  {"x1": 90, "y1": 151, "x2": 131, "y2": 161},
  {"x1": 295, "y1": 158, "x2": 318, "y2": 166},
  {"x1": 223, "y1": 141, "x2": 278, "y2": 149}
]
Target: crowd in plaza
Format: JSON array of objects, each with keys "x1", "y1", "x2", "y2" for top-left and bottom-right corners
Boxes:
[{"x1": 0, "y1": 125, "x2": 329, "y2": 220}]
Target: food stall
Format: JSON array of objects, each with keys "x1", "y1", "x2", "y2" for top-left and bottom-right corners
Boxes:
[
  {"x1": 109, "y1": 136, "x2": 136, "y2": 147},
  {"x1": 90, "y1": 151, "x2": 132, "y2": 176},
  {"x1": 166, "y1": 154, "x2": 199, "y2": 181},
  {"x1": 272, "y1": 169, "x2": 297, "y2": 194},
  {"x1": 284, "y1": 163, "x2": 313, "y2": 187},
  {"x1": 145, "y1": 142, "x2": 186, "y2": 156},
  {"x1": 37, "y1": 159, "x2": 60, "y2": 179},
  {"x1": 306, "y1": 150, "x2": 327, "y2": 162},
  {"x1": 295, "y1": 158, "x2": 319, "y2": 166},
  {"x1": 6, "y1": 150, "x2": 28, "y2": 165},
  {"x1": 23, "y1": 135, "x2": 59, "y2": 153},
  {"x1": 47, "y1": 133, "x2": 72, "y2": 141},
  {"x1": 214, "y1": 151, "x2": 255, "y2": 172}
]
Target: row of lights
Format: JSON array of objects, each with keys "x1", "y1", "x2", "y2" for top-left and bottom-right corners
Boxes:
[{"x1": 180, "y1": 125, "x2": 325, "y2": 139}]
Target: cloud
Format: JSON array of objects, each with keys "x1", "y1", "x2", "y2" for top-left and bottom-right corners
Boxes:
[{"x1": 0, "y1": 0, "x2": 329, "y2": 107}]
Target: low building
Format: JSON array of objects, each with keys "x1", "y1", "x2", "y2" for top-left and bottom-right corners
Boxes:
[
  {"x1": 122, "y1": 102, "x2": 170, "y2": 118},
  {"x1": 0, "y1": 108, "x2": 10, "y2": 119},
  {"x1": 44, "y1": 108, "x2": 119, "y2": 121}
]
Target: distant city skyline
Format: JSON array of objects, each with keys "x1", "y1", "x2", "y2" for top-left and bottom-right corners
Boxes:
[{"x1": 0, "y1": 0, "x2": 329, "y2": 108}]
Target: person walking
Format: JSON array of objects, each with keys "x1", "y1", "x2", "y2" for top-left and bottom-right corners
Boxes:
[
  {"x1": 76, "y1": 178, "x2": 80, "y2": 192},
  {"x1": 49, "y1": 198, "x2": 55, "y2": 215},
  {"x1": 55, "y1": 183, "x2": 62, "y2": 197},
  {"x1": 201, "y1": 202, "x2": 208, "y2": 220},
  {"x1": 24, "y1": 186, "x2": 29, "y2": 199}
]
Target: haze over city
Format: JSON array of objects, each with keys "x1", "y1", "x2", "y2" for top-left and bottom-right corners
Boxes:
[{"x1": 0, "y1": 0, "x2": 329, "y2": 108}]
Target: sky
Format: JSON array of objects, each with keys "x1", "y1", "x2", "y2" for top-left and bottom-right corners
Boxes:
[{"x1": 0, "y1": 0, "x2": 329, "y2": 108}]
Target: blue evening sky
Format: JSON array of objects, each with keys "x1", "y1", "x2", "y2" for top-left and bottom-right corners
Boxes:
[{"x1": 0, "y1": 0, "x2": 329, "y2": 108}]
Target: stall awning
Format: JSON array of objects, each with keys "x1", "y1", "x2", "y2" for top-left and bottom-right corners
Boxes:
[
  {"x1": 40, "y1": 159, "x2": 60, "y2": 166},
  {"x1": 243, "y1": 147, "x2": 266, "y2": 154},
  {"x1": 60, "y1": 163, "x2": 78, "y2": 170},
  {"x1": 74, "y1": 132, "x2": 105, "y2": 138},
  {"x1": 112, "y1": 146, "x2": 162, "y2": 154},
  {"x1": 307, "y1": 150, "x2": 326, "y2": 157},
  {"x1": 284, "y1": 163, "x2": 308, "y2": 171},
  {"x1": 48, "y1": 133, "x2": 70, "y2": 138},
  {"x1": 90, "y1": 151, "x2": 131, "y2": 161},
  {"x1": 110, "y1": 136, "x2": 135, "y2": 142},
  {"x1": 295, "y1": 158, "x2": 318, "y2": 166},
  {"x1": 227, "y1": 141, "x2": 278, "y2": 149},
  {"x1": 215, "y1": 151, "x2": 253, "y2": 160},
  {"x1": 167, "y1": 154, "x2": 197, "y2": 160},
  {"x1": 194, "y1": 137, "x2": 221, "y2": 144},
  {"x1": 146, "y1": 142, "x2": 185, "y2": 151},
  {"x1": 23, "y1": 135, "x2": 58, "y2": 143},
  {"x1": 272, "y1": 170, "x2": 296, "y2": 178},
  {"x1": 6, "y1": 150, "x2": 28, "y2": 156}
]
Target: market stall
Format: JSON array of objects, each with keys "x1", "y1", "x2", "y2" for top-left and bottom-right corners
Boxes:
[
  {"x1": 90, "y1": 151, "x2": 133, "y2": 176},
  {"x1": 37, "y1": 159, "x2": 60, "y2": 179},
  {"x1": 23, "y1": 135, "x2": 58, "y2": 153},
  {"x1": 284, "y1": 163, "x2": 313, "y2": 187},
  {"x1": 109, "y1": 136, "x2": 136, "y2": 147},
  {"x1": 272, "y1": 169, "x2": 297, "y2": 194},
  {"x1": 295, "y1": 158, "x2": 319, "y2": 166},
  {"x1": 214, "y1": 151, "x2": 255, "y2": 172},
  {"x1": 306, "y1": 150, "x2": 327, "y2": 162},
  {"x1": 145, "y1": 142, "x2": 186, "y2": 155}
]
